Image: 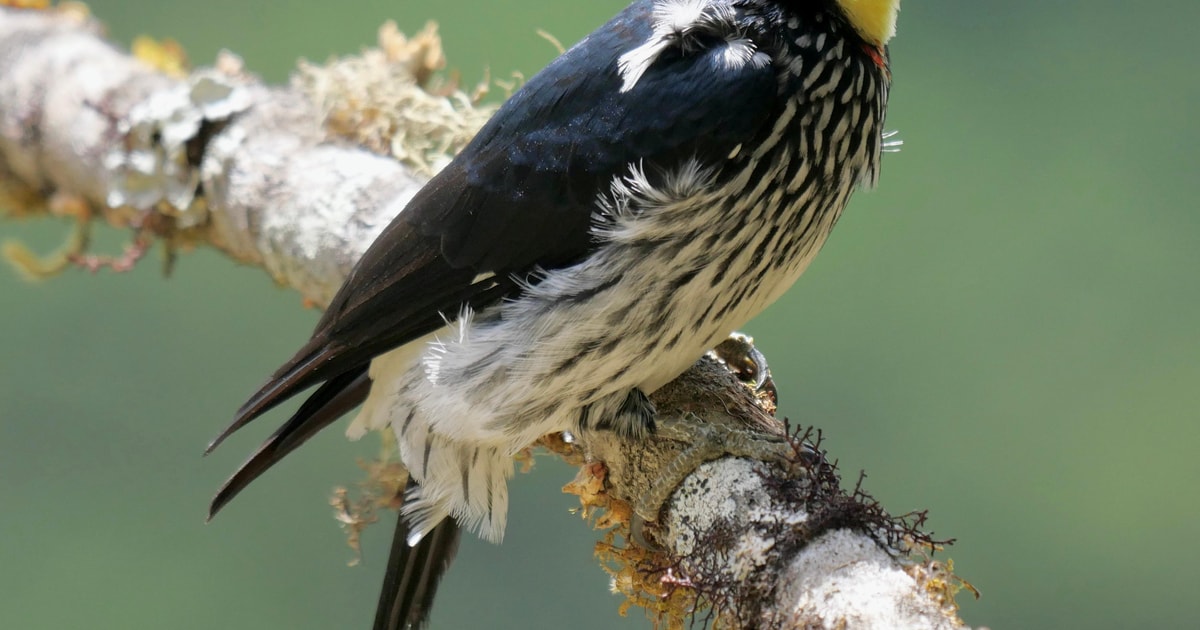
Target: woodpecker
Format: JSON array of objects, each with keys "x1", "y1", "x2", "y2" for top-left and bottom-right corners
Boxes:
[{"x1": 207, "y1": 0, "x2": 898, "y2": 627}]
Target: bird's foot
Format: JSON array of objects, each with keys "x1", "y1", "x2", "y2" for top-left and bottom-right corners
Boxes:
[
  {"x1": 629, "y1": 412, "x2": 824, "y2": 550},
  {"x1": 708, "y1": 331, "x2": 777, "y2": 407}
]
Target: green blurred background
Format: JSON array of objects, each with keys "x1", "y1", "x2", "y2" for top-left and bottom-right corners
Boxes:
[{"x1": 2, "y1": 1, "x2": 1198, "y2": 628}]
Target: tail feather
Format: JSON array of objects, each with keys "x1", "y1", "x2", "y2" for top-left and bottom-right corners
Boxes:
[
  {"x1": 374, "y1": 489, "x2": 461, "y2": 630},
  {"x1": 206, "y1": 337, "x2": 343, "y2": 455},
  {"x1": 207, "y1": 367, "x2": 370, "y2": 519}
]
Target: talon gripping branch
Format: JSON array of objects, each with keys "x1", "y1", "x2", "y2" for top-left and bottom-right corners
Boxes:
[{"x1": 206, "y1": 1, "x2": 899, "y2": 627}]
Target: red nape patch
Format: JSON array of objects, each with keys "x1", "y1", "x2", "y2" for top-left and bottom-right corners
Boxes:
[{"x1": 862, "y1": 44, "x2": 888, "y2": 71}]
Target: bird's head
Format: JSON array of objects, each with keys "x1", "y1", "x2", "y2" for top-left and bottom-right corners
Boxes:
[{"x1": 832, "y1": 0, "x2": 900, "y2": 48}]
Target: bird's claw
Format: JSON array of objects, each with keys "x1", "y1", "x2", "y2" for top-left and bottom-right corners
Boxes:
[
  {"x1": 629, "y1": 411, "x2": 799, "y2": 550},
  {"x1": 710, "y1": 332, "x2": 778, "y2": 406}
]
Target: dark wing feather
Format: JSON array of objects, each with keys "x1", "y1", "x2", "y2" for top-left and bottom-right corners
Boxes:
[
  {"x1": 205, "y1": 224, "x2": 493, "y2": 453},
  {"x1": 423, "y1": 10, "x2": 782, "y2": 271},
  {"x1": 207, "y1": 367, "x2": 370, "y2": 519}
]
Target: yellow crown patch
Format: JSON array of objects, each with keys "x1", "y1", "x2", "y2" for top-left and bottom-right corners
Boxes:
[{"x1": 836, "y1": 0, "x2": 900, "y2": 47}]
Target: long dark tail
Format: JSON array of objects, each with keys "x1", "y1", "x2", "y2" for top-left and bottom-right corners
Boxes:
[
  {"x1": 208, "y1": 367, "x2": 370, "y2": 519},
  {"x1": 374, "y1": 483, "x2": 462, "y2": 630},
  {"x1": 206, "y1": 335, "x2": 345, "y2": 455}
]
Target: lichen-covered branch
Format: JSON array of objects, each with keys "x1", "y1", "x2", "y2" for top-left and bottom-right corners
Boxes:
[
  {"x1": 0, "y1": 4, "x2": 486, "y2": 304},
  {"x1": 0, "y1": 6, "x2": 970, "y2": 629}
]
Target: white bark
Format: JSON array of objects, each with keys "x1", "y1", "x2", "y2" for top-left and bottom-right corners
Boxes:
[{"x1": 0, "y1": 7, "x2": 969, "y2": 629}]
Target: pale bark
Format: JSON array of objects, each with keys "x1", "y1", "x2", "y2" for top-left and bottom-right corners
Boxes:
[{"x1": 0, "y1": 7, "x2": 969, "y2": 629}]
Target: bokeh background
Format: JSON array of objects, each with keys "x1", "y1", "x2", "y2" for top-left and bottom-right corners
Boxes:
[{"x1": 3, "y1": 1, "x2": 1198, "y2": 628}]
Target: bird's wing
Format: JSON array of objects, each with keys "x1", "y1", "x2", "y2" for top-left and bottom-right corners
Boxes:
[{"x1": 209, "y1": 2, "x2": 782, "y2": 453}]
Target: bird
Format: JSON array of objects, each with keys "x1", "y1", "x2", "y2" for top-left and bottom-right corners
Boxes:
[{"x1": 205, "y1": 0, "x2": 898, "y2": 627}]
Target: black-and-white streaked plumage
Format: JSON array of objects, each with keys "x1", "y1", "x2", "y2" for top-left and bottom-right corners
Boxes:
[{"x1": 207, "y1": 0, "x2": 897, "y2": 627}]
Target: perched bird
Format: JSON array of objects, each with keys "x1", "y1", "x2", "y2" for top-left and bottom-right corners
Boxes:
[{"x1": 207, "y1": 0, "x2": 898, "y2": 626}]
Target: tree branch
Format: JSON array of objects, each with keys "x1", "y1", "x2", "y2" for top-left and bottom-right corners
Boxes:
[{"x1": 0, "y1": 6, "x2": 970, "y2": 629}]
